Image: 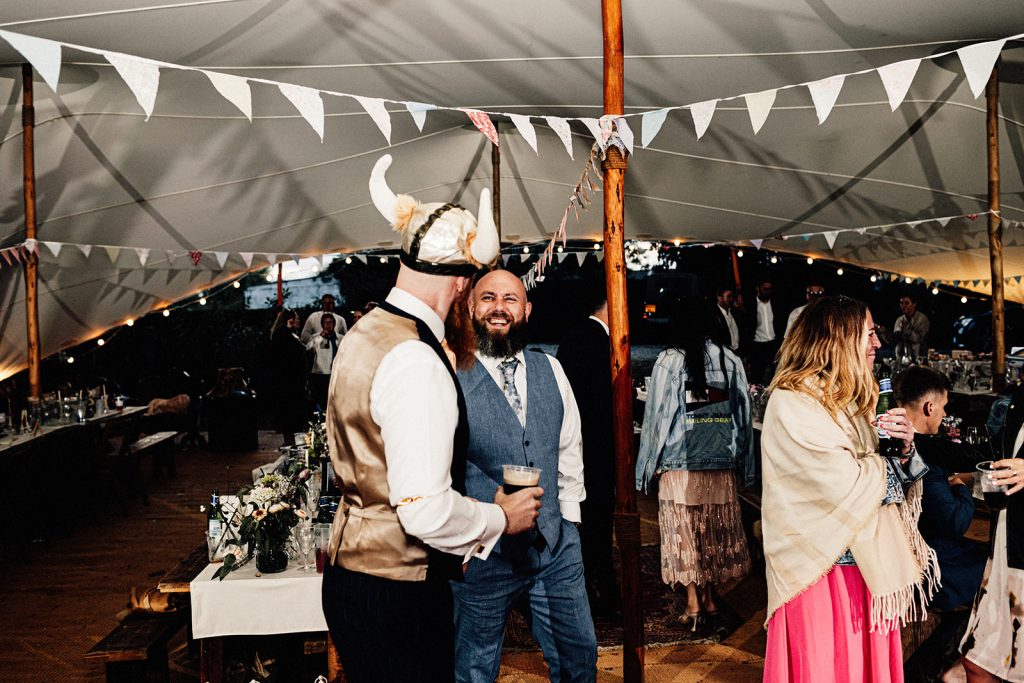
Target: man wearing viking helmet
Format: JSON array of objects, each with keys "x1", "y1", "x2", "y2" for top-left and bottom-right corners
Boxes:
[{"x1": 321, "y1": 155, "x2": 544, "y2": 682}]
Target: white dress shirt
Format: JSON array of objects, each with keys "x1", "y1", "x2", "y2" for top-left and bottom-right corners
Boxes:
[
  {"x1": 718, "y1": 305, "x2": 740, "y2": 351},
  {"x1": 474, "y1": 349, "x2": 586, "y2": 523},
  {"x1": 300, "y1": 311, "x2": 348, "y2": 344},
  {"x1": 785, "y1": 304, "x2": 807, "y2": 338},
  {"x1": 369, "y1": 288, "x2": 506, "y2": 562},
  {"x1": 754, "y1": 298, "x2": 775, "y2": 342},
  {"x1": 590, "y1": 315, "x2": 610, "y2": 336},
  {"x1": 306, "y1": 333, "x2": 339, "y2": 375}
]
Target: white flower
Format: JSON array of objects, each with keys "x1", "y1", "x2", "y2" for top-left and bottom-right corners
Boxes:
[{"x1": 249, "y1": 485, "x2": 277, "y2": 506}]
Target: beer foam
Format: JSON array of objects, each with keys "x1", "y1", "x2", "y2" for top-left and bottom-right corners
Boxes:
[{"x1": 503, "y1": 468, "x2": 540, "y2": 486}]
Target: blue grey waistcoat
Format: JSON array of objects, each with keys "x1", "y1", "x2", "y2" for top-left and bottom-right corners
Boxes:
[{"x1": 457, "y1": 351, "x2": 564, "y2": 556}]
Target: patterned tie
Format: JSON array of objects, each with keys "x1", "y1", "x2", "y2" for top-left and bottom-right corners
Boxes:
[{"x1": 498, "y1": 358, "x2": 524, "y2": 425}]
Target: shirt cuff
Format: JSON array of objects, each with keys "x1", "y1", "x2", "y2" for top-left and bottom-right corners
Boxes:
[
  {"x1": 559, "y1": 500, "x2": 582, "y2": 524},
  {"x1": 464, "y1": 503, "x2": 506, "y2": 563}
]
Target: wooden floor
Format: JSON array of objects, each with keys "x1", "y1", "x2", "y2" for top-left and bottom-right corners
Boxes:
[{"x1": 0, "y1": 431, "x2": 770, "y2": 682}]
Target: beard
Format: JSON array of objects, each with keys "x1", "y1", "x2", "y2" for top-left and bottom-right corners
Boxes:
[
  {"x1": 473, "y1": 311, "x2": 529, "y2": 359},
  {"x1": 444, "y1": 286, "x2": 478, "y2": 371}
]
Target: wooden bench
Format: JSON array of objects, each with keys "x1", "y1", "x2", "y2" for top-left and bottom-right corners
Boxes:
[
  {"x1": 84, "y1": 611, "x2": 188, "y2": 683},
  {"x1": 130, "y1": 431, "x2": 180, "y2": 480}
]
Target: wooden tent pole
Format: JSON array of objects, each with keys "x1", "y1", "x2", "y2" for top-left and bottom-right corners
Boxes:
[
  {"x1": 22, "y1": 64, "x2": 41, "y2": 399},
  {"x1": 492, "y1": 126, "x2": 502, "y2": 240},
  {"x1": 986, "y1": 63, "x2": 1005, "y2": 392},
  {"x1": 601, "y1": 1, "x2": 644, "y2": 680}
]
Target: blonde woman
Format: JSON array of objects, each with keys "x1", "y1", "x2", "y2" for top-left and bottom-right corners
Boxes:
[{"x1": 761, "y1": 296, "x2": 938, "y2": 682}]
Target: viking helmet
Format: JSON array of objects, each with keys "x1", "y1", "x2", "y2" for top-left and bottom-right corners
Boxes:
[{"x1": 369, "y1": 155, "x2": 500, "y2": 276}]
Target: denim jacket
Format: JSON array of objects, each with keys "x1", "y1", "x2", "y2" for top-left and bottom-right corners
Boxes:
[{"x1": 635, "y1": 342, "x2": 755, "y2": 492}]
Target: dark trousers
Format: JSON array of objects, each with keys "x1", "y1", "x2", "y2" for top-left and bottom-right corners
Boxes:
[
  {"x1": 322, "y1": 562, "x2": 455, "y2": 683},
  {"x1": 308, "y1": 373, "x2": 330, "y2": 413},
  {"x1": 580, "y1": 498, "x2": 619, "y2": 613},
  {"x1": 749, "y1": 340, "x2": 780, "y2": 385}
]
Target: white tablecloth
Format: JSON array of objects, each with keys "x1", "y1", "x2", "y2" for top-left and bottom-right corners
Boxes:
[{"x1": 190, "y1": 560, "x2": 327, "y2": 639}]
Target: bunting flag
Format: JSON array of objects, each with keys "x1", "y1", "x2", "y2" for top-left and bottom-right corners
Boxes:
[
  {"x1": 877, "y1": 59, "x2": 921, "y2": 111},
  {"x1": 641, "y1": 108, "x2": 670, "y2": 147},
  {"x1": 79, "y1": 244, "x2": 92, "y2": 258},
  {"x1": 45, "y1": 241, "x2": 62, "y2": 258},
  {"x1": 136, "y1": 248, "x2": 150, "y2": 266},
  {"x1": 509, "y1": 114, "x2": 538, "y2": 153},
  {"x1": 689, "y1": 101, "x2": 717, "y2": 141},
  {"x1": 807, "y1": 75, "x2": 845, "y2": 124},
  {"x1": 0, "y1": 31, "x2": 62, "y2": 92},
  {"x1": 239, "y1": 252, "x2": 254, "y2": 268},
  {"x1": 465, "y1": 109, "x2": 499, "y2": 146},
  {"x1": 204, "y1": 71, "x2": 253, "y2": 120},
  {"x1": 214, "y1": 252, "x2": 229, "y2": 268},
  {"x1": 105, "y1": 52, "x2": 160, "y2": 119},
  {"x1": 616, "y1": 118, "x2": 634, "y2": 155},
  {"x1": 10, "y1": 247, "x2": 22, "y2": 264},
  {"x1": 750, "y1": 239, "x2": 763, "y2": 250},
  {"x1": 355, "y1": 254, "x2": 367, "y2": 264},
  {"x1": 189, "y1": 250, "x2": 203, "y2": 266},
  {"x1": 744, "y1": 89, "x2": 776, "y2": 134},
  {"x1": 579, "y1": 118, "x2": 606, "y2": 149},
  {"x1": 824, "y1": 231, "x2": 838, "y2": 249},
  {"x1": 354, "y1": 96, "x2": 392, "y2": 143},
  {"x1": 23, "y1": 238, "x2": 37, "y2": 254},
  {"x1": 405, "y1": 102, "x2": 435, "y2": 132},
  {"x1": 104, "y1": 246, "x2": 120, "y2": 263},
  {"x1": 279, "y1": 83, "x2": 325, "y2": 141},
  {"x1": 957, "y1": 39, "x2": 1007, "y2": 99},
  {"x1": 0, "y1": 249, "x2": 12, "y2": 266},
  {"x1": 545, "y1": 116, "x2": 574, "y2": 158}
]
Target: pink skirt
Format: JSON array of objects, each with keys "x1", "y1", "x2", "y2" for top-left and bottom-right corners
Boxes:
[{"x1": 764, "y1": 565, "x2": 903, "y2": 683}]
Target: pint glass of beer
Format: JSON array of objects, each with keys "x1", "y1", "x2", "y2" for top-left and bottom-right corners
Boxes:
[{"x1": 502, "y1": 465, "x2": 541, "y2": 494}]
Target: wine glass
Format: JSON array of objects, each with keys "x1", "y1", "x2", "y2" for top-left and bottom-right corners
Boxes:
[{"x1": 295, "y1": 525, "x2": 315, "y2": 572}]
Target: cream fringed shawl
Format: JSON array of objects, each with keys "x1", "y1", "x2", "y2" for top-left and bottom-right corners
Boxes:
[{"x1": 761, "y1": 388, "x2": 940, "y2": 633}]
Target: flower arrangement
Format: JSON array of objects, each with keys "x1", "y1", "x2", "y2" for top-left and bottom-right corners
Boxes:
[{"x1": 214, "y1": 462, "x2": 312, "y2": 580}]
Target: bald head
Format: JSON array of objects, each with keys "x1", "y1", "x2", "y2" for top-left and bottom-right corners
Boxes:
[{"x1": 471, "y1": 269, "x2": 532, "y2": 358}]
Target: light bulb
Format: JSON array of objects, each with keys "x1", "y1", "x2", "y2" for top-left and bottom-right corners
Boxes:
[
  {"x1": 870, "y1": 275, "x2": 877, "y2": 282},
  {"x1": 806, "y1": 257, "x2": 814, "y2": 265},
  {"x1": 836, "y1": 268, "x2": 844, "y2": 275},
  {"x1": 593, "y1": 243, "x2": 601, "y2": 250},
  {"x1": 905, "y1": 276, "x2": 913, "y2": 284},
  {"x1": 770, "y1": 256, "x2": 778, "y2": 264},
  {"x1": 163, "y1": 309, "x2": 170, "y2": 317},
  {"x1": 961, "y1": 296, "x2": 968, "y2": 304},
  {"x1": 97, "y1": 339, "x2": 105, "y2": 347},
  {"x1": 523, "y1": 246, "x2": 530, "y2": 254},
  {"x1": 932, "y1": 287, "x2": 939, "y2": 295},
  {"x1": 233, "y1": 281, "x2": 241, "y2": 289},
  {"x1": 380, "y1": 256, "x2": 387, "y2": 264},
  {"x1": 673, "y1": 239, "x2": 681, "y2": 247},
  {"x1": 556, "y1": 246, "x2": 564, "y2": 253},
  {"x1": 199, "y1": 297, "x2": 207, "y2": 306},
  {"x1": 125, "y1": 318, "x2": 134, "y2": 327},
  {"x1": 737, "y1": 249, "x2": 744, "y2": 258},
  {"x1": 66, "y1": 356, "x2": 75, "y2": 364},
  {"x1": 345, "y1": 256, "x2": 353, "y2": 264}
]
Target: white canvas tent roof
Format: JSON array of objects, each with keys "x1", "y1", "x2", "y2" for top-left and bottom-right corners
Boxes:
[{"x1": 1, "y1": 1, "x2": 1023, "y2": 379}]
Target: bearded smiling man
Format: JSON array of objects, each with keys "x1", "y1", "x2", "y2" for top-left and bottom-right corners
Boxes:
[{"x1": 452, "y1": 269, "x2": 597, "y2": 683}]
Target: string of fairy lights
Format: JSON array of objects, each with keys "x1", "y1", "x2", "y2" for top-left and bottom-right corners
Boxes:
[{"x1": 55, "y1": 241, "x2": 1003, "y2": 365}]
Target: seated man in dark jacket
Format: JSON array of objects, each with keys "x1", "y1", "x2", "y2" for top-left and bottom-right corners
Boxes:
[{"x1": 894, "y1": 366, "x2": 987, "y2": 611}]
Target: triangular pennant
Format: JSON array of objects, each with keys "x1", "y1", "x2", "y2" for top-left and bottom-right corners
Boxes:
[
  {"x1": 189, "y1": 250, "x2": 203, "y2": 266},
  {"x1": 641, "y1": 108, "x2": 670, "y2": 147},
  {"x1": 750, "y1": 239, "x2": 763, "y2": 250},
  {"x1": 354, "y1": 96, "x2": 391, "y2": 143},
  {"x1": 45, "y1": 241, "x2": 62, "y2": 258},
  {"x1": 557, "y1": 252, "x2": 570, "y2": 263},
  {"x1": 104, "y1": 246, "x2": 120, "y2": 263},
  {"x1": 579, "y1": 118, "x2": 606, "y2": 149},
  {"x1": 104, "y1": 52, "x2": 160, "y2": 120},
  {"x1": 574, "y1": 252, "x2": 587, "y2": 266},
  {"x1": 0, "y1": 249, "x2": 12, "y2": 266},
  {"x1": 0, "y1": 31, "x2": 62, "y2": 93},
  {"x1": 544, "y1": 116, "x2": 574, "y2": 159},
  {"x1": 744, "y1": 89, "x2": 776, "y2": 134},
  {"x1": 214, "y1": 252, "x2": 228, "y2": 268},
  {"x1": 79, "y1": 244, "x2": 92, "y2": 258},
  {"x1": 355, "y1": 254, "x2": 367, "y2": 264},
  {"x1": 616, "y1": 118, "x2": 634, "y2": 155},
  {"x1": 405, "y1": 102, "x2": 435, "y2": 132},
  {"x1": 1016, "y1": 276, "x2": 1023, "y2": 284},
  {"x1": 291, "y1": 254, "x2": 302, "y2": 265},
  {"x1": 279, "y1": 83, "x2": 325, "y2": 141},
  {"x1": 856, "y1": 228, "x2": 868, "y2": 235},
  {"x1": 11, "y1": 247, "x2": 22, "y2": 264},
  {"x1": 807, "y1": 75, "x2": 845, "y2": 125},
  {"x1": 23, "y1": 238, "x2": 37, "y2": 254},
  {"x1": 957, "y1": 39, "x2": 1007, "y2": 99},
  {"x1": 688, "y1": 101, "x2": 717, "y2": 141},
  {"x1": 509, "y1": 114, "x2": 538, "y2": 154},
  {"x1": 464, "y1": 109, "x2": 499, "y2": 146},
  {"x1": 166, "y1": 250, "x2": 176, "y2": 265},
  {"x1": 982, "y1": 279, "x2": 990, "y2": 287},
  {"x1": 502, "y1": 254, "x2": 512, "y2": 265},
  {"x1": 136, "y1": 248, "x2": 150, "y2": 267},
  {"x1": 596, "y1": 251, "x2": 605, "y2": 262},
  {"x1": 203, "y1": 70, "x2": 252, "y2": 120},
  {"x1": 824, "y1": 231, "x2": 838, "y2": 249},
  {"x1": 240, "y1": 252, "x2": 254, "y2": 268},
  {"x1": 876, "y1": 59, "x2": 921, "y2": 111}
]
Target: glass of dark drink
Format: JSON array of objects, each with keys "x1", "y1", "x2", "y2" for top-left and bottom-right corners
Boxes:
[
  {"x1": 314, "y1": 523, "x2": 331, "y2": 574},
  {"x1": 502, "y1": 465, "x2": 541, "y2": 495},
  {"x1": 977, "y1": 461, "x2": 1009, "y2": 510}
]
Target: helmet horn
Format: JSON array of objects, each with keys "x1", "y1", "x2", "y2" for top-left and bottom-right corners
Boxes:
[
  {"x1": 470, "y1": 188, "x2": 500, "y2": 266},
  {"x1": 369, "y1": 154, "x2": 397, "y2": 224}
]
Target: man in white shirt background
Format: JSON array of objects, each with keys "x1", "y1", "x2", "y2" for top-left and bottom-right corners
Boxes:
[
  {"x1": 305, "y1": 313, "x2": 339, "y2": 412},
  {"x1": 784, "y1": 283, "x2": 825, "y2": 338},
  {"x1": 453, "y1": 269, "x2": 597, "y2": 682},
  {"x1": 300, "y1": 293, "x2": 348, "y2": 344},
  {"x1": 322, "y1": 155, "x2": 542, "y2": 682},
  {"x1": 745, "y1": 279, "x2": 785, "y2": 384},
  {"x1": 893, "y1": 293, "x2": 930, "y2": 359}
]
